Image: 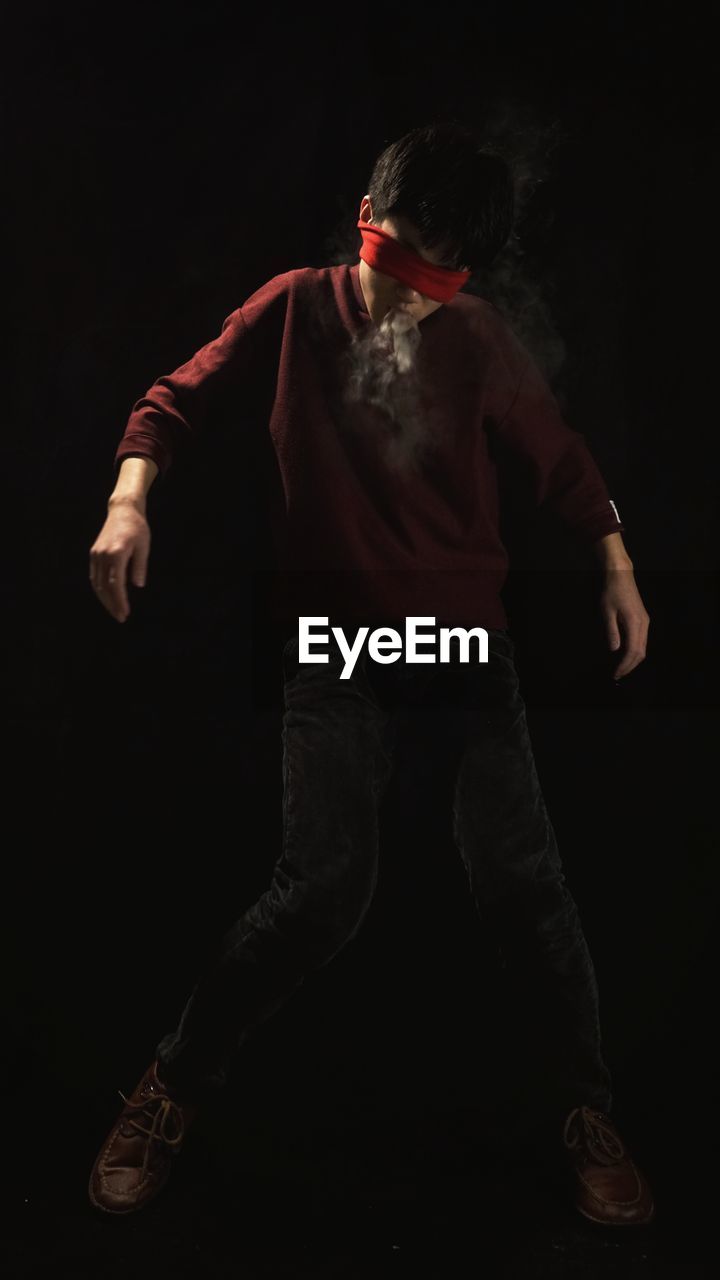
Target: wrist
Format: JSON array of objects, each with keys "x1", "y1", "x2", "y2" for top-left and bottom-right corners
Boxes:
[
  {"x1": 602, "y1": 556, "x2": 634, "y2": 572},
  {"x1": 108, "y1": 493, "x2": 147, "y2": 515},
  {"x1": 594, "y1": 531, "x2": 633, "y2": 571}
]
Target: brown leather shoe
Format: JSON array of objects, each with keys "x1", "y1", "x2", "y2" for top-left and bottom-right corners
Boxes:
[
  {"x1": 563, "y1": 1105, "x2": 655, "y2": 1225},
  {"x1": 89, "y1": 1060, "x2": 197, "y2": 1215}
]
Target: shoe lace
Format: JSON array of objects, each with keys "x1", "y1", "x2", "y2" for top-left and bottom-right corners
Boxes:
[
  {"x1": 562, "y1": 1105, "x2": 625, "y2": 1166},
  {"x1": 117, "y1": 1086, "x2": 187, "y2": 1180}
]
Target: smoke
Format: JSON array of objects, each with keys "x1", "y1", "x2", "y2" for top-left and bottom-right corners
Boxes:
[
  {"x1": 340, "y1": 306, "x2": 434, "y2": 474},
  {"x1": 468, "y1": 101, "x2": 572, "y2": 384}
]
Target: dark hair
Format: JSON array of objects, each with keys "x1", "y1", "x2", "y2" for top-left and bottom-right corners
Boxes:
[{"x1": 366, "y1": 120, "x2": 514, "y2": 272}]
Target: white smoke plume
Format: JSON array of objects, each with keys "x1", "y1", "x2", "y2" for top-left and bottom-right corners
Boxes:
[{"x1": 341, "y1": 306, "x2": 434, "y2": 473}]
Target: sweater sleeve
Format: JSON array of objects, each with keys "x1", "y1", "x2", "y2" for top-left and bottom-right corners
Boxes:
[
  {"x1": 112, "y1": 272, "x2": 292, "y2": 482},
  {"x1": 487, "y1": 331, "x2": 625, "y2": 544}
]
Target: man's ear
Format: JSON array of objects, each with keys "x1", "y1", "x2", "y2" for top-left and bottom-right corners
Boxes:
[{"x1": 359, "y1": 194, "x2": 373, "y2": 222}]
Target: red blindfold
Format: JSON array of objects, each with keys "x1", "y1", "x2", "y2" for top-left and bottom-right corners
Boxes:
[{"x1": 357, "y1": 219, "x2": 470, "y2": 303}]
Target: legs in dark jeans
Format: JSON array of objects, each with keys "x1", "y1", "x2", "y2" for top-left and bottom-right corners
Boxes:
[{"x1": 156, "y1": 627, "x2": 612, "y2": 1116}]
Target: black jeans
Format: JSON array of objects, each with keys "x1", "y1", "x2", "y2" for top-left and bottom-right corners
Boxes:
[{"x1": 156, "y1": 627, "x2": 613, "y2": 1116}]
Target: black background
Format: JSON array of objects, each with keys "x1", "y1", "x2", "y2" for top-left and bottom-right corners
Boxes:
[{"x1": 6, "y1": 2, "x2": 718, "y2": 1276}]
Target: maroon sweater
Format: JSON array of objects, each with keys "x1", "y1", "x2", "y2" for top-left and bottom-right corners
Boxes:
[{"x1": 114, "y1": 261, "x2": 625, "y2": 628}]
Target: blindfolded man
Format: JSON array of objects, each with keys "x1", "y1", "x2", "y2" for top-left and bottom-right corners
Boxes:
[{"x1": 88, "y1": 120, "x2": 652, "y2": 1228}]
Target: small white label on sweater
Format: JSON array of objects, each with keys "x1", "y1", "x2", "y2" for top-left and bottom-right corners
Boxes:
[{"x1": 609, "y1": 499, "x2": 621, "y2": 524}]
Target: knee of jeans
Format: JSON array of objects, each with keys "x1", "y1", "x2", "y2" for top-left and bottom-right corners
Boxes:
[{"x1": 298, "y1": 872, "x2": 378, "y2": 964}]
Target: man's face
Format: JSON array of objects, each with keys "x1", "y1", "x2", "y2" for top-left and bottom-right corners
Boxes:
[{"x1": 357, "y1": 194, "x2": 466, "y2": 326}]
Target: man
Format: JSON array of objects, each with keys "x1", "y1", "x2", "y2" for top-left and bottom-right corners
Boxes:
[{"x1": 88, "y1": 121, "x2": 653, "y2": 1224}]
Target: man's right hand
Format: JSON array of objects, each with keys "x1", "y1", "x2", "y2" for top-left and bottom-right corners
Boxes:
[{"x1": 89, "y1": 498, "x2": 151, "y2": 623}]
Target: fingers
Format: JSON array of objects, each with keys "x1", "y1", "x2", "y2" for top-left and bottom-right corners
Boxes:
[
  {"x1": 606, "y1": 617, "x2": 621, "y2": 652},
  {"x1": 613, "y1": 616, "x2": 650, "y2": 680},
  {"x1": 89, "y1": 548, "x2": 131, "y2": 622},
  {"x1": 613, "y1": 650, "x2": 645, "y2": 679},
  {"x1": 130, "y1": 544, "x2": 148, "y2": 589}
]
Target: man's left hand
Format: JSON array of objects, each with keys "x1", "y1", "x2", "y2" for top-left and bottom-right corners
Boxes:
[{"x1": 600, "y1": 567, "x2": 650, "y2": 680}]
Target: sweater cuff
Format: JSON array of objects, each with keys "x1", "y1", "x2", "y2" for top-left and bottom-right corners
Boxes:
[
  {"x1": 113, "y1": 440, "x2": 170, "y2": 481},
  {"x1": 573, "y1": 507, "x2": 626, "y2": 543}
]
